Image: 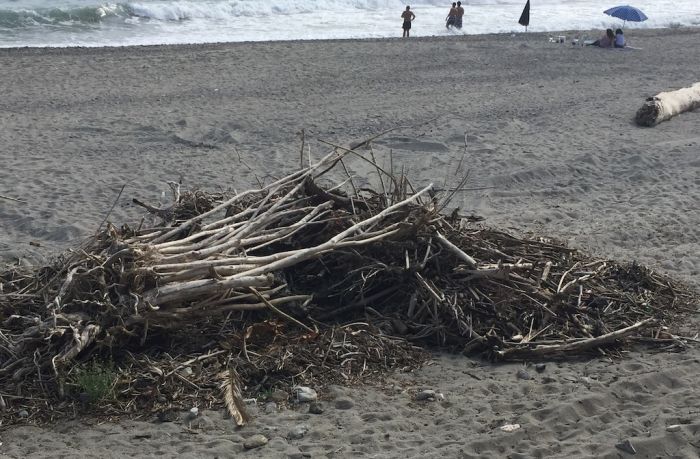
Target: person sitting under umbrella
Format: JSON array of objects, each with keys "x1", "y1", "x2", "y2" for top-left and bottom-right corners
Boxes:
[
  {"x1": 588, "y1": 29, "x2": 615, "y2": 48},
  {"x1": 614, "y1": 29, "x2": 626, "y2": 48}
]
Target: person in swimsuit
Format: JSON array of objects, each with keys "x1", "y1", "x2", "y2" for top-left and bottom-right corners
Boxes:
[
  {"x1": 455, "y1": 1, "x2": 464, "y2": 29},
  {"x1": 446, "y1": 2, "x2": 457, "y2": 29},
  {"x1": 401, "y1": 6, "x2": 416, "y2": 38}
]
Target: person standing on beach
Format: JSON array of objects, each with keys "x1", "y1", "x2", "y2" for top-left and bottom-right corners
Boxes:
[
  {"x1": 401, "y1": 6, "x2": 415, "y2": 38},
  {"x1": 455, "y1": 1, "x2": 464, "y2": 29},
  {"x1": 446, "y1": 2, "x2": 457, "y2": 29}
]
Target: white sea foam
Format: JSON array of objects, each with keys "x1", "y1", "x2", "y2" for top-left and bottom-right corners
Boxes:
[{"x1": 0, "y1": 0, "x2": 698, "y2": 48}]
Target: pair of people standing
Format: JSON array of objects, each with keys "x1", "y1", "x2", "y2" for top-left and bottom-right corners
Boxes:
[
  {"x1": 400, "y1": 2, "x2": 464, "y2": 38},
  {"x1": 446, "y1": 2, "x2": 464, "y2": 29}
]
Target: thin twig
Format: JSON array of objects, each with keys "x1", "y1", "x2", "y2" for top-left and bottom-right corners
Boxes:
[{"x1": 97, "y1": 184, "x2": 126, "y2": 234}]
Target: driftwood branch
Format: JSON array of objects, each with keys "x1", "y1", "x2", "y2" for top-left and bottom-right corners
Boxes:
[{"x1": 496, "y1": 318, "x2": 655, "y2": 360}]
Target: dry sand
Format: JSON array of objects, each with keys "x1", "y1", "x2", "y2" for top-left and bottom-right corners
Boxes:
[{"x1": 1, "y1": 28, "x2": 699, "y2": 458}]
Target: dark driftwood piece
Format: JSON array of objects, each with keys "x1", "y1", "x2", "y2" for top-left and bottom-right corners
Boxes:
[{"x1": 496, "y1": 318, "x2": 655, "y2": 360}]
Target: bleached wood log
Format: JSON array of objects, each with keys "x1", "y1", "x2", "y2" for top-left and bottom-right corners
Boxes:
[
  {"x1": 435, "y1": 231, "x2": 477, "y2": 269},
  {"x1": 144, "y1": 274, "x2": 275, "y2": 306},
  {"x1": 635, "y1": 82, "x2": 700, "y2": 126}
]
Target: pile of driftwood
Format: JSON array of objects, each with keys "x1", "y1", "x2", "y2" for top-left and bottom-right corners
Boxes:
[{"x1": 0, "y1": 147, "x2": 697, "y2": 423}]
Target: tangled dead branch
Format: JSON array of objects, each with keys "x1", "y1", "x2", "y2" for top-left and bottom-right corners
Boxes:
[{"x1": 0, "y1": 146, "x2": 697, "y2": 425}]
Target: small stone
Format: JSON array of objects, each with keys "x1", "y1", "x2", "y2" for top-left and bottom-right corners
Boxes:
[
  {"x1": 18, "y1": 409, "x2": 29, "y2": 418},
  {"x1": 244, "y1": 434, "x2": 269, "y2": 449},
  {"x1": 270, "y1": 390, "x2": 288, "y2": 402},
  {"x1": 287, "y1": 425, "x2": 309, "y2": 440},
  {"x1": 293, "y1": 386, "x2": 317, "y2": 403},
  {"x1": 666, "y1": 425, "x2": 681, "y2": 432},
  {"x1": 516, "y1": 369, "x2": 531, "y2": 380},
  {"x1": 415, "y1": 390, "x2": 437, "y2": 401},
  {"x1": 499, "y1": 423, "x2": 521, "y2": 432},
  {"x1": 535, "y1": 363, "x2": 546, "y2": 373},
  {"x1": 615, "y1": 439, "x2": 636, "y2": 455},
  {"x1": 264, "y1": 402, "x2": 278, "y2": 414},
  {"x1": 185, "y1": 408, "x2": 200, "y2": 424},
  {"x1": 308, "y1": 402, "x2": 324, "y2": 414},
  {"x1": 334, "y1": 397, "x2": 354, "y2": 410}
]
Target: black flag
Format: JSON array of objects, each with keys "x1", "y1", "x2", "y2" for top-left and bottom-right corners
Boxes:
[{"x1": 518, "y1": 0, "x2": 530, "y2": 27}]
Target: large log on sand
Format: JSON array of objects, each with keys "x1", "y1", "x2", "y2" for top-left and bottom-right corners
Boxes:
[{"x1": 635, "y1": 82, "x2": 700, "y2": 126}]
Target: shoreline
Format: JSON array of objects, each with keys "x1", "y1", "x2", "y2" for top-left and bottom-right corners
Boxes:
[{"x1": 1, "y1": 26, "x2": 699, "y2": 53}]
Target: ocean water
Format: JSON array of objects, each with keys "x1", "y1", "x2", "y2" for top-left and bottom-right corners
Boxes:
[{"x1": 0, "y1": 0, "x2": 698, "y2": 48}]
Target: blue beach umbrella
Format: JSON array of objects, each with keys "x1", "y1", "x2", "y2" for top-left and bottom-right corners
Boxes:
[{"x1": 604, "y1": 5, "x2": 648, "y2": 27}]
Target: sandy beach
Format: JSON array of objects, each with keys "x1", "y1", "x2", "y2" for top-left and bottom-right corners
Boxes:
[{"x1": 1, "y1": 28, "x2": 699, "y2": 458}]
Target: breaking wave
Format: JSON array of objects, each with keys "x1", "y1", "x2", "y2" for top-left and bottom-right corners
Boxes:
[{"x1": 0, "y1": 0, "x2": 421, "y2": 29}]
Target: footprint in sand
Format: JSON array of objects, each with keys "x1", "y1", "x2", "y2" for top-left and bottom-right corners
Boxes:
[{"x1": 374, "y1": 136, "x2": 449, "y2": 153}]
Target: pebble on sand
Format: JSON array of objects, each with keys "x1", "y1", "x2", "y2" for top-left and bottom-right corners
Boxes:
[
  {"x1": 499, "y1": 424, "x2": 521, "y2": 432},
  {"x1": 264, "y1": 402, "x2": 278, "y2": 414},
  {"x1": 516, "y1": 368, "x2": 531, "y2": 380},
  {"x1": 293, "y1": 386, "x2": 318, "y2": 402},
  {"x1": 243, "y1": 434, "x2": 269, "y2": 449},
  {"x1": 334, "y1": 397, "x2": 354, "y2": 410},
  {"x1": 308, "y1": 402, "x2": 324, "y2": 414},
  {"x1": 287, "y1": 424, "x2": 309, "y2": 440},
  {"x1": 615, "y1": 439, "x2": 636, "y2": 455},
  {"x1": 415, "y1": 390, "x2": 437, "y2": 401}
]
